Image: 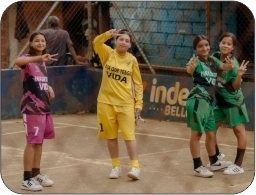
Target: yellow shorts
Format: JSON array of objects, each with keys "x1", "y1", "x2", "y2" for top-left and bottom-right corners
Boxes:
[{"x1": 97, "y1": 102, "x2": 135, "y2": 140}]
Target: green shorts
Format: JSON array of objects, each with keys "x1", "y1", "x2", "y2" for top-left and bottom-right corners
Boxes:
[
  {"x1": 186, "y1": 98, "x2": 216, "y2": 133},
  {"x1": 214, "y1": 104, "x2": 249, "y2": 127},
  {"x1": 97, "y1": 102, "x2": 136, "y2": 140}
]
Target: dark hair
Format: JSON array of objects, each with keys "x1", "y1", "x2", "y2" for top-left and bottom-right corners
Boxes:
[
  {"x1": 193, "y1": 35, "x2": 210, "y2": 50},
  {"x1": 28, "y1": 32, "x2": 47, "y2": 56},
  {"x1": 46, "y1": 15, "x2": 59, "y2": 28},
  {"x1": 116, "y1": 29, "x2": 133, "y2": 42},
  {"x1": 219, "y1": 32, "x2": 237, "y2": 47}
]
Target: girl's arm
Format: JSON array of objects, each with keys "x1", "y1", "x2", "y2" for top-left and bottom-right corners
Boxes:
[
  {"x1": 15, "y1": 56, "x2": 43, "y2": 66},
  {"x1": 232, "y1": 60, "x2": 249, "y2": 90},
  {"x1": 15, "y1": 54, "x2": 58, "y2": 67},
  {"x1": 92, "y1": 30, "x2": 114, "y2": 65},
  {"x1": 186, "y1": 55, "x2": 198, "y2": 74},
  {"x1": 132, "y1": 59, "x2": 143, "y2": 111},
  {"x1": 47, "y1": 85, "x2": 55, "y2": 102}
]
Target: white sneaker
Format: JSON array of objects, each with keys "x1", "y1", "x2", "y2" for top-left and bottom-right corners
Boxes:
[
  {"x1": 217, "y1": 153, "x2": 225, "y2": 160},
  {"x1": 21, "y1": 178, "x2": 43, "y2": 191},
  {"x1": 34, "y1": 174, "x2": 53, "y2": 186},
  {"x1": 109, "y1": 167, "x2": 121, "y2": 179},
  {"x1": 194, "y1": 166, "x2": 214, "y2": 178},
  {"x1": 223, "y1": 164, "x2": 244, "y2": 175},
  {"x1": 209, "y1": 160, "x2": 233, "y2": 171},
  {"x1": 127, "y1": 167, "x2": 140, "y2": 180},
  {"x1": 206, "y1": 153, "x2": 226, "y2": 167}
]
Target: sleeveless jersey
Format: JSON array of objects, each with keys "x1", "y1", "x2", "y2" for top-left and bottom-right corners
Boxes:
[
  {"x1": 20, "y1": 54, "x2": 51, "y2": 114},
  {"x1": 188, "y1": 56, "x2": 221, "y2": 104}
]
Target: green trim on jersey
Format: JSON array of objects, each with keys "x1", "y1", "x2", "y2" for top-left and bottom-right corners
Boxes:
[
  {"x1": 187, "y1": 56, "x2": 221, "y2": 105},
  {"x1": 212, "y1": 51, "x2": 244, "y2": 107}
]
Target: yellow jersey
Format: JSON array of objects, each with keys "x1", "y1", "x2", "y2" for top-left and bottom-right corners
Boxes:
[{"x1": 93, "y1": 31, "x2": 143, "y2": 109}]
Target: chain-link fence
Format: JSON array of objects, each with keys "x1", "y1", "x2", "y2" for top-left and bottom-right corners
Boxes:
[{"x1": 1, "y1": 1, "x2": 254, "y2": 76}]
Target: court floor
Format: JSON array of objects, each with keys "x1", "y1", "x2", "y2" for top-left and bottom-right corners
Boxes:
[{"x1": 1, "y1": 113, "x2": 255, "y2": 194}]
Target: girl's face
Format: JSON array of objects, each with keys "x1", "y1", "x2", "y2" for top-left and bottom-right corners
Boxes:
[
  {"x1": 30, "y1": 34, "x2": 46, "y2": 52},
  {"x1": 115, "y1": 34, "x2": 131, "y2": 55},
  {"x1": 195, "y1": 39, "x2": 210, "y2": 58},
  {"x1": 219, "y1": 36, "x2": 234, "y2": 55}
]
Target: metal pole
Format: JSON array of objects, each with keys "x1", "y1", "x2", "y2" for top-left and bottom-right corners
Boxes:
[
  {"x1": 10, "y1": 1, "x2": 60, "y2": 69},
  {"x1": 87, "y1": 1, "x2": 92, "y2": 62},
  {"x1": 206, "y1": 2, "x2": 211, "y2": 39},
  {"x1": 98, "y1": 3, "x2": 102, "y2": 34},
  {"x1": 112, "y1": 2, "x2": 155, "y2": 74},
  {"x1": 216, "y1": 2, "x2": 222, "y2": 39}
]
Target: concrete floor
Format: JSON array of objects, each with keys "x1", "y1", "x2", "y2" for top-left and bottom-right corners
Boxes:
[{"x1": 1, "y1": 113, "x2": 255, "y2": 194}]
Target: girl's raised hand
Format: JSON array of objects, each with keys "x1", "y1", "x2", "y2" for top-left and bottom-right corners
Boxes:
[
  {"x1": 41, "y1": 53, "x2": 58, "y2": 62},
  {"x1": 237, "y1": 60, "x2": 249, "y2": 76},
  {"x1": 109, "y1": 29, "x2": 123, "y2": 38},
  {"x1": 186, "y1": 54, "x2": 198, "y2": 70},
  {"x1": 224, "y1": 56, "x2": 234, "y2": 69}
]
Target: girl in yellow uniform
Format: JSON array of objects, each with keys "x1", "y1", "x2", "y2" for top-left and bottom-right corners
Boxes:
[{"x1": 93, "y1": 29, "x2": 143, "y2": 180}]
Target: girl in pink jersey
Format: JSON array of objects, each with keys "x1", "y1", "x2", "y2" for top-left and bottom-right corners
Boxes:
[{"x1": 15, "y1": 32, "x2": 57, "y2": 191}]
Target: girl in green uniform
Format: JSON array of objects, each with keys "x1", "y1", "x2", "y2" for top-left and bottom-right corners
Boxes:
[
  {"x1": 212, "y1": 32, "x2": 249, "y2": 174},
  {"x1": 186, "y1": 35, "x2": 234, "y2": 178}
]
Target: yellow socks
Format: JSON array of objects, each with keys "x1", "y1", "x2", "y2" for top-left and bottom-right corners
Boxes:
[
  {"x1": 111, "y1": 158, "x2": 139, "y2": 168},
  {"x1": 130, "y1": 160, "x2": 139, "y2": 168},
  {"x1": 111, "y1": 158, "x2": 120, "y2": 167}
]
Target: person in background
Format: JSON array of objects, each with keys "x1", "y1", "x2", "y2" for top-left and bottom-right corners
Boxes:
[
  {"x1": 211, "y1": 32, "x2": 249, "y2": 175},
  {"x1": 186, "y1": 35, "x2": 233, "y2": 178},
  {"x1": 41, "y1": 15, "x2": 84, "y2": 66},
  {"x1": 93, "y1": 29, "x2": 143, "y2": 180},
  {"x1": 15, "y1": 32, "x2": 57, "y2": 191},
  {"x1": 77, "y1": 27, "x2": 102, "y2": 68}
]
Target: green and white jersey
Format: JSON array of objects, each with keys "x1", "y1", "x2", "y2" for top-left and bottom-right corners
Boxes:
[
  {"x1": 212, "y1": 51, "x2": 244, "y2": 107},
  {"x1": 188, "y1": 56, "x2": 221, "y2": 104}
]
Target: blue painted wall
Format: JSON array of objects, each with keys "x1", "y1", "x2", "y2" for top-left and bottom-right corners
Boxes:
[
  {"x1": 1, "y1": 66, "x2": 255, "y2": 131},
  {"x1": 110, "y1": 1, "x2": 238, "y2": 67}
]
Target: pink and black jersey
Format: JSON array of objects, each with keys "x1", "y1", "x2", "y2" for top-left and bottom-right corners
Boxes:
[{"x1": 20, "y1": 54, "x2": 51, "y2": 114}]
